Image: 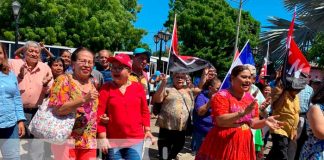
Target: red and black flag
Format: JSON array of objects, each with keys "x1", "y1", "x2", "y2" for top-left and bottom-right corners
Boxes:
[
  {"x1": 282, "y1": 7, "x2": 310, "y2": 89},
  {"x1": 167, "y1": 15, "x2": 210, "y2": 73}
]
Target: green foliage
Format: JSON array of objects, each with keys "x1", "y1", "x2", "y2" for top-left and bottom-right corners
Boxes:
[
  {"x1": 165, "y1": 0, "x2": 260, "y2": 78},
  {"x1": 0, "y1": 0, "x2": 146, "y2": 52},
  {"x1": 308, "y1": 32, "x2": 324, "y2": 67}
]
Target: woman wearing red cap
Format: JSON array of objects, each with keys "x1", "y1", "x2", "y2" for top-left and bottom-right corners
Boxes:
[{"x1": 97, "y1": 54, "x2": 155, "y2": 160}]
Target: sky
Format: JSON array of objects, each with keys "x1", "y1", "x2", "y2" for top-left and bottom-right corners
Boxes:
[{"x1": 134, "y1": 0, "x2": 293, "y2": 52}]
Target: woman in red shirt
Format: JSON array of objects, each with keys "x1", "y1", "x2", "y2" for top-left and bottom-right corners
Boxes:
[
  {"x1": 196, "y1": 65, "x2": 282, "y2": 160},
  {"x1": 97, "y1": 54, "x2": 155, "y2": 160}
]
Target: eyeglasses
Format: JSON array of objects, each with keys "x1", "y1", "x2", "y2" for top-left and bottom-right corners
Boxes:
[{"x1": 76, "y1": 59, "x2": 94, "y2": 66}]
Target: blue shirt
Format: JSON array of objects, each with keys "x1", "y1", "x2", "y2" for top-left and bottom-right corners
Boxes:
[
  {"x1": 99, "y1": 70, "x2": 113, "y2": 83},
  {"x1": 193, "y1": 90, "x2": 213, "y2": 135},
  {"x1": 0, "y1": 71, "x2": 26, "y2": 128},
  {"x1": 298, "y1": 84, "x2": 314, "y2": 113}
]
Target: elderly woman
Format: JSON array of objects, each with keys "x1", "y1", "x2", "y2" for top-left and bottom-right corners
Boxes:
[
  {"x1": 0, "y1": 43, "x2": 26, "y2": 159},
  {"x1": 153, "y1": 71, "x2": 205, "y2": 160},
  {"x1": 97, "y1": 54, "x2": 154, "y2": 160},
  {"x1": 47, "y1": 57, "x2": 65, "y2": 79},
  {"x1": 49, "y1": 47, "x2": 99, "y2": 160},
  {"x1": 300, "y1": 84, "x2": 324, "y2": 160},
  {"x1": 196, "y1": 65, "x2": 282, "y2": 160}
]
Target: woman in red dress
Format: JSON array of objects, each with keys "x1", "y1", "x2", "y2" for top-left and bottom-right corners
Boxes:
[{"x1": 196, "y1": 65, "x2": 282, "y2": 160}]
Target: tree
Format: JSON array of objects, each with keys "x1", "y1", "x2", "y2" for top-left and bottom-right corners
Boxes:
[
  {"x1": 308, "y1": 32, "x2": 324, "y2": 67},
  {"x1": 0, "y1": 0, "x2": 147, "y2": 52},
  {"x1": 164, "y1": 0, "x2": 260, "y2": 77},
  {"x1": 260, "y1": 0, "x2": 324, "y2": 68}
]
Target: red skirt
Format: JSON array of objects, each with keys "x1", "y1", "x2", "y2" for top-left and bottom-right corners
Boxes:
[{"x1": 196, "y1": 125, "x2": 256, "y2": 160}]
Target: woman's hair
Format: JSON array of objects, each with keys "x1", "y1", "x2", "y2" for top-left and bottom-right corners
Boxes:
[
  {"x1": 230, "y1": 65, "x2": 250, "y2": 80},
  {"x1": 59, "y1": 49, "x2": 71, "y2": 57},
  {"x1": 311, "y1": 84, "x2": 324, "y2": 104},
  {"x1": 48, "y1": 57, "x2": 66, "y2": 71},
  {"x1": 202, "y1": 78, "x2": 221, "y2": 90},
  {"x1": 71, "y1": 47, "x2": 95, "y2": 62},
  {"x1": 0, "y1": 43, "x2": 10, "y2": 75}
]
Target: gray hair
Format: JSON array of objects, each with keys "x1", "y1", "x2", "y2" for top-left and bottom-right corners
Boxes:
[
  {"x1": 244, "y1": 64, "x2": 256, "y2": 77},
  {"x1": 24, "y1": 41, "x2": 41, "y2": 53}
]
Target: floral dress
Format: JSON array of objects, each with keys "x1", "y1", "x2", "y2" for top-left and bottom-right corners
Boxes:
[
  {"x1": 48, "y1": 74, "x2": 98, "y2": 149},
  {"x1": 300, "y1": 104, "x2": 324, "y2": 160},
  {"x1": 196, "y1": 89, "x2": 259, "y2": 160}
]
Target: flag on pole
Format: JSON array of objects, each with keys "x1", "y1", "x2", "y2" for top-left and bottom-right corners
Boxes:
[
  {"x1": 259, "y1": 41, "x2": 269, "y2": 85},
  {"x1": 282, "y1": 7, "x2": 310, "y2": 89},
  {"x1": 167, "y1": 15, "x2": 210, "y2": 73},
  {"x1": 219, "y1": 41, "x2": 255, "y2": 90},
  {"x1": 233, "y1": 49, "x2": 240, "y2": 62}
]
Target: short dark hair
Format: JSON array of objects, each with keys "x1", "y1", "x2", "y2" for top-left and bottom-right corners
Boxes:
[
  {"x1": 48, "y1": 57, "x2": 66, "y2": 71},
  {"x1": 230, "y1": 65, "x2": 250, "y2": 79},
  {"x1": 59, "y1": 49, "x2": 71, "y2": 57},
  {"x1": 202, "y1": 78, "x2": 221, "y2": 90}
]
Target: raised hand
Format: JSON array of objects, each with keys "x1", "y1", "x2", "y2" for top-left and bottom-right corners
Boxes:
[
  {"x1": 260, "y1": 97, "x2": 271, "y2": 111},
  {"x1": 252, "y1": 89, "x2": 259, "y2": 97},
  {"x1": 39, "y1": 42, "x2": 45, "y2": 49},
  {"x1": 160, "y1": 73, "x2": 167, "y2": 84}
]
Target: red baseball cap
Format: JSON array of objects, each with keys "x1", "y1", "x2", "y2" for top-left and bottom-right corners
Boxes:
[{"x1": 107, "y1": 54, "x2": 132, "y2": 69}]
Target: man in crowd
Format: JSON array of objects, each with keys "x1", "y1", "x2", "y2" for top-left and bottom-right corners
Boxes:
[
  {"x1": 9, "y1": 41, "x2": 53, "y2": 160},
  {"x1": 129, "y1": 48, "x2": 151, "y2": 103},
  {"x1": 289, "y1": 82, "x2": 313, "y2": 160},
  {"x1": 96, "y1": 49, "x2": 113, "y2": 83}
]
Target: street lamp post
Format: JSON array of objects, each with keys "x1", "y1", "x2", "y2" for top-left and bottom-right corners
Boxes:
[
  {"x1": 12, "y1": 1, "x2": 21, "y2": 53},
  {"x1": 153, "y1": 30, "x2": 171, "y2": 71}
]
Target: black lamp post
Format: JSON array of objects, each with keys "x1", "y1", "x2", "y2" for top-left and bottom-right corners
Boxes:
[
  {"x1": 12, "y1": 1, "x2": 21, "y2": 52},
  {"x1": 153, "y1": 30, "x2": 171, "y2": 71}
]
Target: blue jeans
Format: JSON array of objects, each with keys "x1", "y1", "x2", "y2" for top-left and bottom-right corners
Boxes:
[
  {"x1": 107, "y1": 141, "x2": 144, "y2": 160},
  {"x1": 0, "y1": 124, "x2": 20, "y2": 160},
  {"x1": 191, "y1": 131, "x2": 206, "y2": 154}
]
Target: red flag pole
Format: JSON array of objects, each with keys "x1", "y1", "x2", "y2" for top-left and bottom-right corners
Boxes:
[
  {"x1": 166, "y1": 14, "x2": 177, "y2": 74},
  {"x1": 282, "y1": 6, "x2": 296, "y2": 88}
]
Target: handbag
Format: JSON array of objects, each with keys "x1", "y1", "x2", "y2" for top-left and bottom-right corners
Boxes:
[{"x1": 28, "y1": 75, "x2": 75, "y2": 144}]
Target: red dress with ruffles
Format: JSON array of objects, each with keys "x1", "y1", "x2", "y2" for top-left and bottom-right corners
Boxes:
[{"x1": 196, "y1": 89, "x2": 259, "y2": 160}]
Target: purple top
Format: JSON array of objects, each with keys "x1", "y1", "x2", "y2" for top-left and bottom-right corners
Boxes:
[{"x1": 193, "y1": 90, "x2": 213, "y2": 135}]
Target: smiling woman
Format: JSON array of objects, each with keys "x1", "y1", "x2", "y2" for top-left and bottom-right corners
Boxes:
[
  {"x1": 97, "y1": 54, "x2": 154, "y2": 160},
  {"x1": 0, "y1": 42, "x2": 26, "y2": 159},
  {"x1": 49, "y1": 47, "x2": 99, "y2": 160},
  {"x1": 196, "y1": 65, "x2": 283, "y2": 160}
]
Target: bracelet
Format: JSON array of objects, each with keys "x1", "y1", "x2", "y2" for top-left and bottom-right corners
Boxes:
[{"x1": 145, "y1": 130, "x2": 151, "y2": 133}]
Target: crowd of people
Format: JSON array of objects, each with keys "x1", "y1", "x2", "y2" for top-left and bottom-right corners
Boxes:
[{"x1": 0, "y1": 41, "x2": 323, "y2": 160}]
